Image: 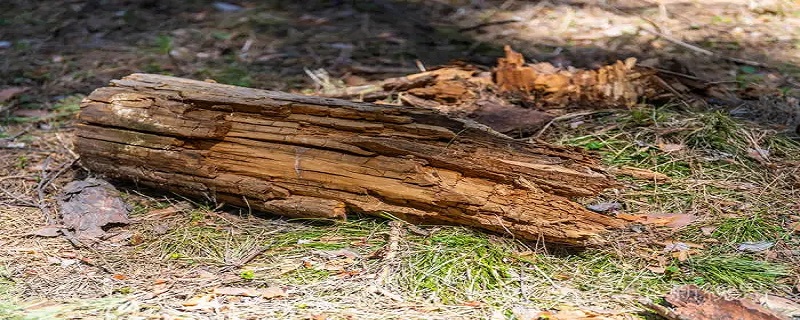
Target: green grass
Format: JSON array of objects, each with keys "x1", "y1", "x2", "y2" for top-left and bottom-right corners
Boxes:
[
  {"x1": 0, "y1": 267, "x2": 21, "y2": 320},
  {"x1": 686, "y1": 254, "x2": 789, "y2": 290},
  {"x1": 711, "y1": 214, "x2": 784, "y2": 244},
  {"x1": 395, "y1": 228, "x2": 517, "y2": 303},
  {"x1": 282, "y1": 268, "x2": 331, "y2": 285},
  {"x1": 154, "y1": 34, "x2": 173, "y2": 55},
  {"x1": 150, "y1": 207, "x2": 269, "y2": 266},
  {"x1": 267, "y1": 218, "x2": 387, "y2": 252}
]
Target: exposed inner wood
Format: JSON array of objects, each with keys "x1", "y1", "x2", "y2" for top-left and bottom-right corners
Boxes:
[{"x1": 75, "y1": 73, "x2": 626, "y2": 245}]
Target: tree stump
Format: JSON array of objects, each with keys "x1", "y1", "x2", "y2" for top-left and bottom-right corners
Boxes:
[{"x1": 75, "y1": 73, "x2": 625, "y2": 245}]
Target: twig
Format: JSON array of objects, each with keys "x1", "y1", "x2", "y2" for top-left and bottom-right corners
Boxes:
[
  {"x1": 640, "y1": 26, "x2": 767, "y2": 67},
  {"x1": 535, "y1": 109, "x2": 617, "y2": 138},
  {"x1": 638, "y1": 298, "x2": 691, "y2": 320},
  {"x1": 369, "y1": 221, "x2": 404, "y2": 302},
  {"x1": 0, "y1": 174, "x2": 35, "y2": 182},
  {"x1": 36, "y1": 157, "x2": 55, "y2": 224},
  {"x1": 459, "y1": 19, "x2": 521, "y2": 32},
  {"x1": 609, "y1": 1, "x2": 768, "y2": 67},
  {"x1": 0, "y1": 125, "x2": 31, "y2": 141},
  {"x1": 223, "y1": 246, "x2": 269, "y2": 271},
  {"x1": 36, "y1": 157, "x2": 82, "y2": 248}
]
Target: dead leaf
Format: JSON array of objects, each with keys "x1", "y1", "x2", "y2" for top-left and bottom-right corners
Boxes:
[
  {"x1": 31, "y1": 226, "x2": 62, "y2": 237},
  {"x1": 617, "y1": 213, "x2": 696, "y2": 229},
  {"x1": 260, "y1": 286, "x2": 287, "y2": 299},
  {"x1": 181, "y1": 294, "x2": 219, "y2": 309},
  {"x1": 663, "y1": 241, "x2": 703, "y2": 261},
  {"x1": 664, "y1": 285, "x2": 784, "y2": 320},
  {"x1": 129, "y1": 233, "x2": 144, "y2": 245},
  {"x1": 462, "y1": 301, "x2": 483, "y2": 307},
  {"x1": 112, "y1": 274, "x2": 127, "y2": 280},
  {"x1": 586, "y1": 202, "x2": 622, "y2": 213},
  {"x1": 608, "y1": 166, "x2": 670, "y2": 182},
  {"x1": 0, "y1": 86, "x2": 29, "y2": 102},
  {"x1": 659, "y1": 143, "x2": 684, "y2": 152},
  {"x1": 747, "y1": 147, "x2": 771, "y2": 164},
  {"x1": 759, "y1": 294, "x2": 800, "y2": 318},
  {"x1": 700, "y1": 226, "x2": 716, "y2": 236},
  {"x1": 736, "y1": 241, "x2": 775, "y2": 253},
  {"x1": 790, "y1": 222, "x2": 800, "y2": 233},
  {"x1": 309, "y1": 313, "x2": 327, "y2": 320},
  {"x1": 646, "y1": 266, "x2": 666, "y2": 274},
  {"x1": 213, "y1": 287, "x2": 260, "y2": 297},
  {"x1": 321, "y1": 249, "x2": 360, "y2": 260}
]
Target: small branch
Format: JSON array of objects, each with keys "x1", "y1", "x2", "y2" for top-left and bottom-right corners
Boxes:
[
  {"x1": 369, "y1": 221, "x2": 404, "y2": 302},
  {"x1": 535, "y1": 110, "x2": 617, "y2": 138},
  {"x1": 638, "y1": 298, "x2": 691, "y2": 320},
  {"x1": 640, "y1": 27, "x2": 766, "y2": 67},
  {"x1": 459, "y1": 19, "x2": 522, "y2": 32}
]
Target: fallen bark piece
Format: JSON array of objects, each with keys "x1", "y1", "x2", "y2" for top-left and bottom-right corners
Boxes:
[
  {"x1": 59, "y1": 178, "x2": 131, "y2": 239},
  {"x1": 658, "y1": 285, "x2": 785, "y2": 320},
  {"x1": 75, "y1": 73, "x2": 626, "y2": 245}
]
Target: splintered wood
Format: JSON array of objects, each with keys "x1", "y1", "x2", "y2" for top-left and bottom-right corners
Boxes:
[
  {"x1": 319, "y1": 46, "x2": 662, "y2": 136},
  {"x1": 495, "y1": 46, "x2": 658, "y2": 108},
  {"x1": 75, "y1": 73, "x2": 625, "y2": 245}
]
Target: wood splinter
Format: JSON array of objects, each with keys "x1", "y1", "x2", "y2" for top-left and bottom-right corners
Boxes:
[{"x1": 75, "y1": 73, "x2": 626, "y2": 245}]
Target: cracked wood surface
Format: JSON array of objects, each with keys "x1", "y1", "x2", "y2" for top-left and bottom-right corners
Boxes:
[{"x1": 75, "y1": 73, "x2": 625, "y2": 245}]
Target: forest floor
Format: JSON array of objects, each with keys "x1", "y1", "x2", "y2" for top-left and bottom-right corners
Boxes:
[{"x1": 1, "y1": 0, "x2": 800, "y2": 319}]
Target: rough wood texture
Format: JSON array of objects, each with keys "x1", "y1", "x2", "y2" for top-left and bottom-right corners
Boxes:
[
  {"x1": 495, "y1": 46, "x2": 658, "y2": 108},
  {"x1": 75, "y1": 73, "x2": 625, "y2": 245}
]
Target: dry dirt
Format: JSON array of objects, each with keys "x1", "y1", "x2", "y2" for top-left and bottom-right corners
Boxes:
[{"x1": 2, "y1": 1, "x2": 800, "y2": 319}]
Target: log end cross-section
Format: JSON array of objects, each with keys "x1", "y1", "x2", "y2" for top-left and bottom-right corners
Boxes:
[{"x1": 75, "y1": 73, "x2": 626, "y2": 245}]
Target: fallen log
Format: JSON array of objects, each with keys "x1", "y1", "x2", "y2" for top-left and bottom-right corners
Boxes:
[{"x1": 75, "y1": 73, "x2": 625, "y2": 245}]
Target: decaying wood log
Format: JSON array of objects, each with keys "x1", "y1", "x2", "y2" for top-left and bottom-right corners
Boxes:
[{"x1": 75, "y1": 73, "x2": 626, "y2": 245}]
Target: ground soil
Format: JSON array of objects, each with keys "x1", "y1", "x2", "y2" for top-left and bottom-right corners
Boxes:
[{"x1": 1, "y1": 0, "x2": 800, "y2": 319}]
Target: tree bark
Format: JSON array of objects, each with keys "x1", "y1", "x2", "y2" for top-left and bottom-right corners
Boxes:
[{"x1": 75, "y1": 73, "x2": 625, "y2": 245}]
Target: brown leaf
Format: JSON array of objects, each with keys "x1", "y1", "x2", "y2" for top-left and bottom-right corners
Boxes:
[
  {"x1": 617, "y1": 213, "x2": 696, "y2": 229},
  {"x1": 665, "y1": 285, "x2": 784, "y2": 320},
  {"x1": 790, "y1": 222, "x2": 800, "y2": 233},
  {"x1": 260, "y1": 286, "x2": 287, "y2": 299},
  {"x1": 461, "y1": 301, "x2": 483, "y2": 307},
  {"x1": 31, "y1": 226, "x2": 62, "y2": 237},
  {"x1": 747, "y1": 148, "x2": 771, "y2": 164},
  {"x1": 0, "y1": 87, "x2": 29, "y2": 102},
  {"x1": 112, "y1": 274, "x2": 127, "y2": 280},
  {"x1": 213, "y1": 287, "x2": 260, "y2": 297},
  {"x1": 658, "y1": 143, "x2": 684, "y2": 153},
  {"x1": 700, "y1": 226, "x2": 716, "y2": 236},
  {"x1": 129, "y1": 233, "x2": 144, "y2": 245},
  {"x1": 181, "y1": 294, "x2": 218, "y2": 309},
  {"x1": 759, "y1": 294, "x2": 800, "y2": 318},
  {"x1": 608, "y1": 166, "x2": 670, "y2": 182},
  {"x1": 309, "y1": 313, "x2": 327, "y2": 320},
  {"x1": 646, "y1": 266, "x2": 666, "y2": 274}
]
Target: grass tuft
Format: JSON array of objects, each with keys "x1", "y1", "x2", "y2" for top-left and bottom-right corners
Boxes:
[
  {"x1": 711, "y1": 214, "x2": 784, "y2": 244},
  {"x1": 395, "y1": 228, "x2": 516, "y2": 304},
  {"x1": 686, "y1": 254, "x2": 789, "y2": 290}
]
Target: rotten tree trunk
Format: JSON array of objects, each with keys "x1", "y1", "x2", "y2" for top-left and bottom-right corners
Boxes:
[{"x1": 75, "y1": 73, "x2": 625, "y2": 245}]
